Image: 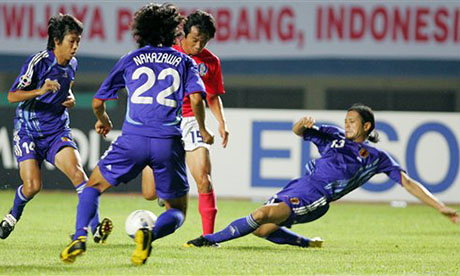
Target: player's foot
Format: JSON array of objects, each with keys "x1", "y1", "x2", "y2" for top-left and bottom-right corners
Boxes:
[
  {"x1": 60, "y1": 236, "x2": 86, "y2": 263},
  {"x1": 131, "y1": 228, "x2": 153, "y2": 265},
  {"x1": 184, "y1": 235, "x2": 219, "y2": 247},
  {"x1": 157, "y1": 198, "x2": 165, "y2": 207},
  {"x1": 308, "y1": 237, "x2": 324, "y2": 248},
  {"x1": 93, "y1": 218, "x2": 113, "y2": 244},
  {"x1": 0, "y1": 213, "x2": 17, "y2": 239}
]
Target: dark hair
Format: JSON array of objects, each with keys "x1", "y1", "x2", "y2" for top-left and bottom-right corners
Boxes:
[
  {"x1": 131, "y1": 3, "x2": 184, "y2": 48},
  {"x1": 183, "y1": 10, "x2": 216, "y2": 39},
  {"x1": 347, "y1": 104, "x2": 380, "y2": 143},
  {"x1": 47, "y1": 14, "x2": 83, "y2": 50}
]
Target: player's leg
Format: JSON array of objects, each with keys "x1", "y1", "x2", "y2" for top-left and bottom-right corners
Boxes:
[
  {"x1": 0, "y1": 159, "x2": 42, "y2": 239},
  {"x1": 185, "y1": 202, "x2": 291, "y2": 247},
  {"x1": 60, "y1": 165, "x2": 112, "y2": 263},
  {"x1": 141, "y1": 166, "x2": 157, "y2": 201},
  {"x1": 253, "y1": 223, "x2": 323, "y2": 248},
  {"x1": 54, "y1": 146, "x2": 111, "y2": 243},
  {"x1": 186, "y1": 147, "x2": 217, "y2": 235},
  {"x1": 132, "y1": 136, "x2": 188, "y2": 265}
]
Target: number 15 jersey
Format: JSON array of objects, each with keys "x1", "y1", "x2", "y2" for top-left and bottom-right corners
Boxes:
[{"x1": 94, "y1": 45, "x2": 205, "y2": 138}]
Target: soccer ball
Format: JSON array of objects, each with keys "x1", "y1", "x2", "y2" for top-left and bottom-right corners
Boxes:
[{"x1": 125, "y1": 210, "x2": 157, "y2": 239}]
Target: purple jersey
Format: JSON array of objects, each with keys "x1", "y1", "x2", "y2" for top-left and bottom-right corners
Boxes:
[
  {"x1": 10, "y1": 50, "x2": 77, "y2": 137},
  {"x1": 303, "y1": 125, "x2": 403, "y2": 201},
  {"x1": 94, "y1": 45, "x2": 205, "y2": 138}
]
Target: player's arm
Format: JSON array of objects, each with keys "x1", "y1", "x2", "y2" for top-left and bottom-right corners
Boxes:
[
  {"x1": 207, "y1": 94, "x2": 229, "y2": 148},
  {"x1": 190, "y1": 92, "x2": 214, "y2": 145},
  {"x1": 292, "y1": 116, "x2": 316, "y2": 136},
  {"x1": 400, "y1": 172, "x2": 459, "y2": 223},
  {"x1": 7, "y1": 79, "x2": 60, "y2": 103},
  {"x1": 92, "y1": 98, "x2": 113, "y2": 138}
]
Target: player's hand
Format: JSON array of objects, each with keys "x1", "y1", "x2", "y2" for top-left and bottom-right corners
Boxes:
[
  {"x1": 218, "y1": 123, "x2": 229, "y2": 148},
  {"x1": 439, "y1": 206, "x2": 459, "y2": 224},
  {"x1": 39, "y1": 79, "x2": 60, "y2": 95},
  {"x1": 62, "y1": 94, "x2": 76, "y2": 108},
  {"x1": 95, "y1": 119, "x2": 113, "y2": 138},
  {"x1": 200, "y1": 129, "x2": 214, "y2": 145},
  {"x1": 301, "y1": 116, "x2": 315, "y2": 129}
]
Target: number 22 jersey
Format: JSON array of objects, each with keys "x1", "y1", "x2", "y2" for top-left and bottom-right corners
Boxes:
[{"x1": 94, "y1": 45, "x2": 205, "y2": 138}]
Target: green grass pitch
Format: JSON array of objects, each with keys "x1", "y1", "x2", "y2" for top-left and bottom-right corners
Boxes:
[{"x1": 0, "y1": 190, "x2": 459, "y2": 275}]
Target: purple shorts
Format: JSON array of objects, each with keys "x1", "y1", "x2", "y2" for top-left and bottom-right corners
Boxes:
[
  {"x1": 13, "y1": 129, "x2": 77, "y2": 166},
  {"x1": 98, "y1": 134, "x2": 189, "y2": 199},
  {"x1": 266, "y1": 175, "x2": 330, "y2": 228}
]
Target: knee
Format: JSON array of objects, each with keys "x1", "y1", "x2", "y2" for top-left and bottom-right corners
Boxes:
[
  {"x1": 22, "y1": 179, "x2": 42, "y2": 197},
  {"x1": 69, "y1": 166, "x2": 87, "y2": 185},
  {"x1": 143, "y1": 191, "x2": 157, "y2": 201},
  {"x1": 252, "y1": 228, "x2": 267, "y2": 238},
  {"x1": 196, "y1": 174, "x2": 212, "y2": 194},
  {"x1": 251, "y1": 208, "x2": 269, "y2": 225}
]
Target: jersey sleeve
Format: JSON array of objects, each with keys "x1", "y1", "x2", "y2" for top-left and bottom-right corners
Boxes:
[
  {"x1": 94, "y1": 57, "x2": 126, "y2": 100},
  {"x1": 9, "y1": 53, "x2": 47, "y2": 92},
  {"x1": 303, "y1": 125, "x2": 344, "y2": 142},
  {"x1": 378, "y1": 149, "x2": 404, "y2": 184},
  {"x1": 184, "y1": 57, "x2": 205, "y2": 98},
  {"x1": 205, "y1": 56, "x2": 225, "y2": 96}
]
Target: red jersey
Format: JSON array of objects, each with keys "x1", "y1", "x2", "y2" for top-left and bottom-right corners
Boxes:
[{"x1": 173, "y1": 44, "x2": 225, "y2": 117}]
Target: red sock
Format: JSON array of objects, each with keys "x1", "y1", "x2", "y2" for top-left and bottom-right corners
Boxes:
[{"x1": 198, "y1": 190, "x2": 217, "y2": 235}]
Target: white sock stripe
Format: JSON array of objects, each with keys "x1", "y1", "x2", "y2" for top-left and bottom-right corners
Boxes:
[
  {"x1": 246, "y1": 215, "x2": 260, "y2": 229},
  {"x1": 76, "y1": 184, "x2": 86, "y2": 194},
  {"x1": 17, "y1": 185, "x2": 28, "y2": 201}
]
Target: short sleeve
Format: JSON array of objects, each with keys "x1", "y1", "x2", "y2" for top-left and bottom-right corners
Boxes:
[
  {"x1": 94, "y1": 57, "x2": 126, "y2": 100},
  {"x1": 184, "y1": 58, "x2": 205, "y2": 97},
  {"x1": 378, "y1": 150, "x2": 404, "y2": 184},
  {"x1": 205, "y1": 57, "x2": 225, "y2": 96},
  {"x1": 9, "y1": 52, "x2": 47, "y2": 92}
]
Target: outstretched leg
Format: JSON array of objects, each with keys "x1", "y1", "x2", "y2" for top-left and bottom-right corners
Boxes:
[
  {"x1": 185, "y1": 202, "x2": 291, "y2": 246},
  {"x1": 253, "y1": 223, "x2": 323, "y2": 248}
]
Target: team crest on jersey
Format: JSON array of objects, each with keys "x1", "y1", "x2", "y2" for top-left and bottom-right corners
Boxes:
[
  {"x1": 198, "y1": 63, "x2": 208, "y2": 76},
  {"x1": 359, "y1": 148, "x2": 369, "y2": 158},
  {"x1": 289, "y1": 197, "x2": 300, "y2": 205}
]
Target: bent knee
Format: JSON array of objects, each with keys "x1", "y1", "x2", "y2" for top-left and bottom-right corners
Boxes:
[{"x1": 22, "y1": 180, "x2": 42, "y2": 197}]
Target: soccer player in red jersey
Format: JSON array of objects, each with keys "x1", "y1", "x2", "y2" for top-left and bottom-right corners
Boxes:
[{"x1": 141, "y1": 10, "x2": 228, "y2": 236}]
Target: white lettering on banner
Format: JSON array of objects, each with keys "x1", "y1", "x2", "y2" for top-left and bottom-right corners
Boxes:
[{"x1": 1, "y1": 2, "x2": 458, "y2": 59}]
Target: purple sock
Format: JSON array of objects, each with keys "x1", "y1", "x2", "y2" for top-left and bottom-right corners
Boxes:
[
  {"x1": 152, "y1": 208, "x2": 184, "y2": 241},
  {"x1": 10, "y1": 185, "x2": 30, "y2": 220},
  {"x1": 76, "y1": 181, "x2": 100, "y2": 234},
  {"x1": 204, "y1": 214, "x2": 260, "y2": 244},
  {"x1": 265, "y1": 227, "x2": 310, "y2": 247},
  {"x1": 74, "y1": 187, "x2": 100, "y2": 239}
]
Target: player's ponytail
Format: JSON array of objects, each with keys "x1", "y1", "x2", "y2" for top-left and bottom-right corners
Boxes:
[{"x1": 347, "y1": 104, "x2": 380, "y2": 143}]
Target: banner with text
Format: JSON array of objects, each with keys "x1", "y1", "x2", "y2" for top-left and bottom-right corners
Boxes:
[{"x1": 0, "y1": 1, "x2": 459, "y2": 60}]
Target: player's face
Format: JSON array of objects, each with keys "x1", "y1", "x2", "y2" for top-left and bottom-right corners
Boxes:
[
  {"x1": 54, "y1": 31, "x2": 81, "y2": 65},
  {"x1": 182, "y1": 26, "x2": 211, "y2": 56},
  {"x1": 345, "y1": 111, "x2": 367, "y2": 142}
]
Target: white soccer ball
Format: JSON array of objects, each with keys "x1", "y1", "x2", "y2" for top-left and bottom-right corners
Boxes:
[{"x1": 125, "y1": 210, "x2": 157, "y2": 239}]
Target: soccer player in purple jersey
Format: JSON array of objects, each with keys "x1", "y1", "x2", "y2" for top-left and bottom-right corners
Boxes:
[
  {"x1": 0, "y1": 14, "x2": 112, "y2": 243},
  {"x1": 185, "y1": 104, "x2": 459, "y2": 248},
  {"x1": 60, "y1": 3, "x2": 212, "y2": 265}
]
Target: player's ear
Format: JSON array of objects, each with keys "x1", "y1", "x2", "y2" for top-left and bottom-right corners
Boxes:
[{"x1": 363, "y1": 122, "x2": 371, "y2": 132}]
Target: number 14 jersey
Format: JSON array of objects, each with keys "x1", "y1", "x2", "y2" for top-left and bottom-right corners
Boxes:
[{"x1": 95, "y1": 45, "x2": 205, "y2": 138}]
